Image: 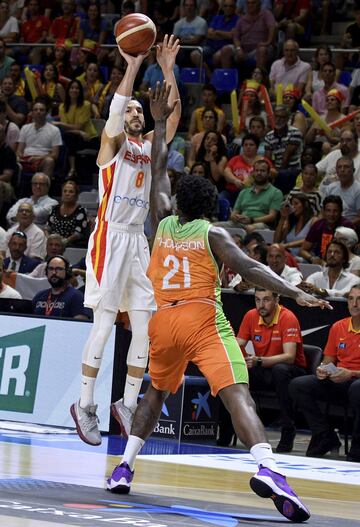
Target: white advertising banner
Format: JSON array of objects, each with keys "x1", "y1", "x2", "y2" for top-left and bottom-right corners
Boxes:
[{"x1": 0, "y1": 315, "x2": 115, "y2": 431}]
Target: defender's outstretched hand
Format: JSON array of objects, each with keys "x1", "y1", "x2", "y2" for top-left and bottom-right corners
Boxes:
[
  {"x1": 149, "y1": 81, "x2": 179, "y2": 121},
  {"x1": 156, "y1": 34, "x2": 180, "y2": 72},
  {"x1": 295, "y1": 290, "x2": 333, "y2": 309}
]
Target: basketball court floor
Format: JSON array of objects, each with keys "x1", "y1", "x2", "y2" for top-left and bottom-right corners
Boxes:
[{"x1": 0, "y1": 424, "x2": 359, "y2": 527}]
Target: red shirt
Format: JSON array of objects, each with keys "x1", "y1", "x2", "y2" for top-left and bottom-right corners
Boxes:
[
  {"x1": 324, "y1": 317, "x2": 360, "y2": 370},
  {"x1": 21, "y1": 16, "x2": 51, "y2": 43},
  {"x1": 225, "y1": 155, "x2": 254, "y2": 192},
  {"x1": 237, "y1": 304, "x2": 306, "y2": 367},
  {"x1": 50, "y1": 15, "x2": 79, "y2": 40}
]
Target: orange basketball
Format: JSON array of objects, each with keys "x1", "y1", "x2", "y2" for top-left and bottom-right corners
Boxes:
[{"x1": 114, "y1": 14, "x2": 157, "y2": 56}]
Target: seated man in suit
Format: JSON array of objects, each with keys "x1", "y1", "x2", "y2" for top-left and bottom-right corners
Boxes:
[{"x1": 4, "y1": 231, "x2": 39, "y2": 273}]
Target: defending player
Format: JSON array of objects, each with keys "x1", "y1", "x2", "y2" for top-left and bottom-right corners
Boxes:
[
  {"x1": 106, "y1": 83, "x2": 333, "y2": 522},
  {"x1": 70, "y1": 36, "x2": 181, "y2": 446}
]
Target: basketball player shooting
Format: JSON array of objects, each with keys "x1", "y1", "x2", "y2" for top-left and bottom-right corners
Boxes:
[
  {"x1": 70, "y1": 35, "x2": 181, "y2": 446},
  {"x1": 106, "y1": 82, "x2": 333, "y2": 522}
]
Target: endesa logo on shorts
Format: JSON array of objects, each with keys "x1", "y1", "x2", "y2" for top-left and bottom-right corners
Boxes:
[{"x1": 113, "y1": 194, "x2": 149, "y2": 209}]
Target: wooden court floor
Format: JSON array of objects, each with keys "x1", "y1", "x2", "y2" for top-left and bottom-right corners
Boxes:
[{"x1": 0, "y1": 429, "x2": 359, "y2": 527}]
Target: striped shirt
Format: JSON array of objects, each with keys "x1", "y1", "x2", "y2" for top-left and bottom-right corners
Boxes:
[{"x1": 264, "y1": 126, "x2": 303, "y2": 170}]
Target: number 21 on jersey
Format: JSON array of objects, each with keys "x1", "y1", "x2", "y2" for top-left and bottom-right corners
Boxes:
[{"x1": 162, "y1": 255, "x2": 191, "y2": 289}]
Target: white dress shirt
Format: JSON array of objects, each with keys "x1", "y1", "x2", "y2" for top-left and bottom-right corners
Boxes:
[{"x1": 306, "y1": 267, "x2": 360, "y2": 297}]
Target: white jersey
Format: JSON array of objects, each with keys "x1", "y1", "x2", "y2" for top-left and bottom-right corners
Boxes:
[{"x1": 97, "y1": 135, "x2": 152, "y2": 226}]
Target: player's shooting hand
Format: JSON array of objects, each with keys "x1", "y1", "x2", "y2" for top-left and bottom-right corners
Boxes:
[
  {"x1": 149, "y1": 81, "x2": 179, "y2": 121},
  {"x1": 156, "y1": 34, "x2": 180, "y2": 72},
  {"x1": 118, "y1": 47, "x2": 149, "y2": 69},
  {"x1": 295, "y1": 290, "x2": 333, "y2": 310}
]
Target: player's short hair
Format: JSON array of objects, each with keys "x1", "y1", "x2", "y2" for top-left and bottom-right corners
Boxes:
[
  {"x1": 176, "y1": 174, "x2": 217, "y2": 220},
  {"x1": 254, "y1": 286, "x2": 279, "y2": 298}
]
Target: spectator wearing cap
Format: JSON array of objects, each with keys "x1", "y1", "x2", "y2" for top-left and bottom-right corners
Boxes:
[
  {"x1": 6, "y1": 173, "x2": 58, "y2": 229},
  {"x1": 305, "y1": 88, "x2": 346, "y2": 155},
  {"x1": 53, "y1": 39, "x2": 73, "y2": 79},
  {"x1": 312, "y1": 62, "x2": 350, "y2": 115},
  {"x1": 5, "y1": 203, "x2": 46, "y2": 260},
  {"x1": 334, "y1": 226, "x2": 360, "y2": 276},
  {"x1": 48, "y1": 0, "x2": 80, "y2": 43},
  {"x1": 238, "y1": 81, "x2": 268, "y2": 132},
  {"x1": 320, "y1": 156, "x2": 360, "y2": 228},
  {"x1": 3, "y1": 231, "x2": 39, "y2": 273},
  {"x1": 282, "y1": 84, "x2": 307, "y2": 136}
]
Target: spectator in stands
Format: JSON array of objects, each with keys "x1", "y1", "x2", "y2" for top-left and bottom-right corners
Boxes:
[
  {"x1": 173, "y1": 0, "x2": 207, "y2": 67},
  {"x1": 98, "y1": 65, "x2": 124, "y2": 119},
  {"x1": 17, "y1": 99, "x2": 62, "y2": 179},
  {"x1": 238, "y1": 81, "x2": 268, "y2": 133},
  {"x1": 77, "y1": 61, "x2": 104, "y2": 118},
  {"x1": 300, "y1": 195, "x2": 354, "y2": 264},
  {"x1": 77, "y1": 2, "x2": 108, "y2": 49},
  {"x1": 269, "y1": 39, "x2": 311, "y2": 97},
  {"x1": 237, "y1": 287, "x2": 307, "y2": 452},
  {"x1": 264, "y1": 105, "x2": 303, "y2": 195},
  {"x1": 274, "y1": 193, "x2": 318, "y2": 259},
  {"x1": 4, "y1": 231, "x2": 39, "y2": 272},
  {"x1": 317, "y1": 129, "x2": 360, "y2": 187},
  {"x1": 248, "y1": 116, "x2": 267, "y2": 155},
  {"x1": 301, "y1": 240, "x2": 359, "y2": 297},
  {"x1": 195, "y1": 131, "x2": 227, "y2": 191},
  {"x1": 46, "y1": 180, "x2": 88, "y2": 248},
  {"x1": 0, "y1": 255, "x2": 21, "y2": 298},
  {"x1": 312, "y1": 62, "x2": 350, "y2": 115},
  {"x1": 320, "y1": 157, "x2": 360, "y2": 228},
  {"x1": 221, "y1": 133, "x2": 260, "y2": 206},
  {"x1": 305, "y1": 89, "x2": 345, "y2": 155},
  {"x1": 190, "y1": 0, "x2": 238, "y2": 74},
  {"x1": 274, "y1": 0, "x2": 310, "y2": 41},
  {"x1": 7, "y1": 173, "x2": 58, "y2": 229},
  {"x1": 266, "y1": 243, "x2": 303, "y2": 285},
  {"x1": 341, "y1": 5, "x2": 360, "y2": 50},
  {"x1": 0, "y1": 39, "x2": 14, "y2": 82},
  {"x1": 0, "y1": 181, "x2": 13, "y2": 229},
  {"x1": 40, "y1": 63, "x2": 65, "y2": 116},
  {"x1": 29, "y1": 233, "x2": 65, "y2": 277},
  {"x1": 288, "y1": 163, "x2": 322, "y2": 215},
  {"x1": 20, "y1": 0, "x2": 51, "y2": 64},
  {"x1": 289, "y1": 283, "x2": 360, "y2": 462},
  {"x1": 282, "y1": 85, "x2": 307, "y2": 136},
  {"x1": 32, "y1": 255, "x2": 88, "y2": 319},
  {"x1": 0, "y1": 75, "x2": 28, "y2": 127},
  {"x1": 187, "y1": 109, "x2": 225, "y2": 168},
  {"x1": 0, "y1": 100, "x2": 19, "y2": 151},
  {"x1": 8, "y1": 0, "x2": 24, "y2": 19},
  {"x1": 0, "y1": 122, "x2": 17, "y2": 188},
  {"x1": 220, "y1": 0, "x2": 275, "y2": 70},
  {"x1": 304, "y1": 46, "x2": 338, "y2": 99},
  {"x1": 9, "y1": 62, "x2": 29, "y2": 99},
  {"x1": 152, "y1": 3, "x2": 176, "y2": 43},
  {"x1": 48, "y1": 0, "x2": 79, "y2": 43},
  {"x1": 53, "y1": 80, "x2": 98, "y2": 178},
  {"x1": 188, "y1": 83, "x2": 226, "y2": 138},
  {"x1": 6, "y1": 203, "x2": 46, "y2": 260},
  {"x1": 334, "y1": 226, "x2": 360, "y2": 276},
  {"x1": 217, "y1": 159, "x2": 283, "y2": 231},
  {"x1": 53, "y1": 38, "x2": 73, "y2": 79},
  {"x1": 0, "y1": 1, "x2": 19, "y2": 44}
]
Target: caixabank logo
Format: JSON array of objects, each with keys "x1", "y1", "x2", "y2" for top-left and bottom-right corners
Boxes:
[{"x1": 0, "y1": 326, "x2": 45, "y2": 413}]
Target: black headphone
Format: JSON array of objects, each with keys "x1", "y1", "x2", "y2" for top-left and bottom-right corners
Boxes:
[{"x1": 46, "y1": 255, "x2": 72, "y2": 280}]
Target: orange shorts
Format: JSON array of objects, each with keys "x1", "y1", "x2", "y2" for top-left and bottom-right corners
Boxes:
[{"x1": 148, "y1": 300, "x2": 248, "y2": 396}]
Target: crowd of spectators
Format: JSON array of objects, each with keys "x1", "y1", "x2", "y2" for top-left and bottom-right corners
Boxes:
[{"x1": 0, "y1": 0, "x2": 359, "y2": 460}]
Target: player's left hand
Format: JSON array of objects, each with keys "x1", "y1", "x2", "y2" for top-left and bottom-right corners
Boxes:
[
  {"x1": 156, "y1": 34, "x2": 180, "y2": 72},
  {"x1": 295, "y1": 291, "x2": 333, "y2": 309},
  {"x1": 149, "y1": 81, "x2": 179, "y2": 121}
]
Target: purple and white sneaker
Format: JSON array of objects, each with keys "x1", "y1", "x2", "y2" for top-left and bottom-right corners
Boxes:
[
  {"x1": 106, "y1": 462, "x2": 134, "y2": 494},
  {"x1": 250, "y1": 466, "x2": 311, "y2": 522}
]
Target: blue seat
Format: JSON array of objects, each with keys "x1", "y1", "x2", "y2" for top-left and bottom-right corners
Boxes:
[
  {"x1": 218, "y1": 198, "x2": 231, "y2": 221},
  {"x1": 180, "y1": 67, "x2": 206, "y2": 84},
  {"x1": 210, "y1": 68, "x2": 239, "y2": 94}
]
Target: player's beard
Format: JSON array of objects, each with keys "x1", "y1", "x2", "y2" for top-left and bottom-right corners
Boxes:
[{"x1": 125, "y1": 120, "x2": 144, "y2": 136}]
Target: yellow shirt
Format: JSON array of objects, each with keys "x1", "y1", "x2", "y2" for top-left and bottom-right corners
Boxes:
[{"x1": 59, "y1": 100, "x2": 97, "y2": 138}]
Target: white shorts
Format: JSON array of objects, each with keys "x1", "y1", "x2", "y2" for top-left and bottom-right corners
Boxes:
[{"x1": 84, "y1": 222, "x2": 156, "y2": 313}]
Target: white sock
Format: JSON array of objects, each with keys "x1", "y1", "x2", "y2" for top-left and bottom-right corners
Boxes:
[
  {"x1": 122, "y1": 435, "x2": 145, "y2": 470},
  {"x1": 123, "y1": 375, "x2": 143, "y2": 413},
  {"x1": 80, "y1": 375, "x2": 96, "y2": 408},
  {"x1": 250, "y1": 443, "x2": 280, "y2": 473}
]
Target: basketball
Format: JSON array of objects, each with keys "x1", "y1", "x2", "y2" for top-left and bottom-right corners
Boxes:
[{"x1": 114, "y1": 14, "x2": 157, "y2": 56}]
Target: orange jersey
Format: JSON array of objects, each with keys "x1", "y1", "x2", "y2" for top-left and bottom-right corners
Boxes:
[
  {"x1": 147, "y1": 216, "x2": 221, "y2": 307},
  {"x1": 324, "y1": 317, "x2": 360, "y2": 370}
]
